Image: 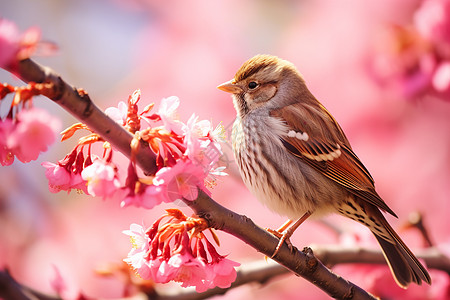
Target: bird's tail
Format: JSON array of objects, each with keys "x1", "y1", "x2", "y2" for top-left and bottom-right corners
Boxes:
[{"x1": 370, "y1": 209, "x2": 431, "y2": 288}]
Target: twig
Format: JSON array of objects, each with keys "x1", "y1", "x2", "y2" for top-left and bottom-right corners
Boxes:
[
  {"x1": 312, "y1": 245, "x2": 450, "y2": 275},
  {"x1": 404, "y1": 212, "x2": 434, "y2": 247}
]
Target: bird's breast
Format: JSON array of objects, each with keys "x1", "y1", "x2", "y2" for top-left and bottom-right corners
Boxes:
[{"x1": 231, "y1": 113, "x2": 345, "y2": 219}]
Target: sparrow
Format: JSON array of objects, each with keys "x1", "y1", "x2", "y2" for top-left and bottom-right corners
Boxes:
[{"x1": 217, "y1": 54, "x2": 431, "y2": 288}]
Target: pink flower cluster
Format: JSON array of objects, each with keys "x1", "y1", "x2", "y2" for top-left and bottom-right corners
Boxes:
[
  {"x1": 38, "y1": 89, "x2": 235, "y2": 290},
  {"x1": 81, "y1": 159, "x2": 120, "y2": 198},
  {"x1": 369, "y1": 0, "x2": 450, "y2": 101},
  {"x1": 1, "y1": 107, "x2": 61, "y2": 166},
  {"x1": 415, "y1": 0, "x2": 450, "y2": 96},
  {"x1": 123, "y1": 210, "x2": 239, "y2": 292},
  {"x1": 41, "y1": 145, "x2": 91, "y2": 194},
  {"x1": 42, "y1": 90, "x2": 226, "y2": 207}
]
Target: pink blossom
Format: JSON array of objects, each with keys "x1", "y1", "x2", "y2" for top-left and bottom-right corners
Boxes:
[
  {"x1": 183, "y1": 114, "x2": 224, "y2": 169},
  {"x1": 124, "y1": 212, "x2": 240, "y2": 292},
  {"x1": 368, "y1": 26, "x2": 437, "y2": 100},
  {"x1": 68, "y1": 172, "x2": 89, "y2": 193},
  {"x1": 414, "y1": 0, "x2": 450, "y2": 46},
  {"x1": 123, "y1": 224, "x2": 153, "y2": 278},
  {"x1": 120, "y1": 184, "x2": 166, "y2": 209},
  {"x1": 42, "y1": 162, "x2": 72, "y2": 192},
  {"x1": 7, "y1": 107, "x2": 61, "y2": 163},
  {"x1": 0, "y1": 19, "x2": 23, "y2": 68},
  {"x1": 41, "y1": 161, "x2": 88, "y2": 194},
  {"x1": 210, "y1": 122, "x2": 227, "y2": 144},
  {"x1": 204, "y1": 238, "x2": 240, "y2": 289},
  {"x1": 81, "y1": 159, "x2": 121, "y2": 198},
  {"x1": 158, "y1": 252, "x2": 209, "y2": 292},
  {"x1": 209, "y1": 257, "x2": 240, "y2": 289},
  {"x1": 146, "y1": 258, "x2": 164, "y2": 282},
  {"x1": 123, "y1": 224, "x2": 163, "y2": 280},
  {"x1": 0, "y1": 18, "x2": 40, "y2": 68},
  {"x1": 370, "y1": 1, "x2": 450, "y2": 101},
  {"x1": 184, "y1": 114, "x2": 213, "y2": 137},
  {"x1": 154, "y1": 159, "x2": 207, "y2": 202},
  {"x1": 105, "y1": 101, "x2": 128, "y2": 125},
  {"x1": 0, "y1": 119, "x2": 15, "y2": 166},
  {"x1": 183, "y1": 114, "x2": 209, "y2": 157},
  {"x1": 158, "y1": 96, "x2": 185, "y2": 135},
  {"x1": 433, "y1": 61, "x2": 450, "y2": 94},
  {"x1": 120, "y1": 162, "x2": 167, "y2": 209}
]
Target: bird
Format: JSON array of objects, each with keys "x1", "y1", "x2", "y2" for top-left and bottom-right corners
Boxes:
[{"x1": 217, "y1": 54, "x2": 431, "y2": 288}]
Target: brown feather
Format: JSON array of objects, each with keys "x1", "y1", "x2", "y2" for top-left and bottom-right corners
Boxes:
[
  {"x1": 366, "y1": 205, "x2": 432, "y2": 287},
  {"x1": 271, "y1": 102, "x2": 397, "y2": 217},
  {"x1": 234, "y1": 55, "x2": 280, "y2": 82}
]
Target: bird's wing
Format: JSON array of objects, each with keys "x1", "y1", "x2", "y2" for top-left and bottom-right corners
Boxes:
[{"x1": 270, "y1": 102, "x2": 397, "y2": 217}]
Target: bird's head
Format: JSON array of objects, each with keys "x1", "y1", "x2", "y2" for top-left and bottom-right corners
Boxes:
[{"x1": 218, "y1": 54, "x2": 306, "y2": 117}]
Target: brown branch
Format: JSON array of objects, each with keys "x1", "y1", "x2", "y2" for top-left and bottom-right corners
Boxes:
[
  {"x1": 4, "y1": 58, "x2": 387, "y2": 299},
  {"x1": 10, "y1": 58, "x2": 158, "y2": 175},
  {"x1": 312, "y1": 245, "x2": 450, "y2": 274}
]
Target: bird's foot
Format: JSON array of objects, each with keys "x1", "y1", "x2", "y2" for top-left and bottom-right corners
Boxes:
[
  {"x1": 265, "y1": 219, "x2": 294, "y2": 257},
  {"x1": 267, "y1": 228, "x2": 295, "y2": 257},
  {"x1": 266, "y1": 212, "x2": 312, "y2": 258}
]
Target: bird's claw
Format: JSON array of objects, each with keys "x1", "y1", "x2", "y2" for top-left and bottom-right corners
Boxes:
[
  {"x1": 265, "y1": 227, "x2": 295, "y2": 258},
  {"x1": 266, "y1": 227, "x2": 283, "y2": 238}
]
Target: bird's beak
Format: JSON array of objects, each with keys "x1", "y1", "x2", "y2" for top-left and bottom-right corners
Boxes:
[{"x1": 217, "y1": 79, "x2": 242, "y2": 94}]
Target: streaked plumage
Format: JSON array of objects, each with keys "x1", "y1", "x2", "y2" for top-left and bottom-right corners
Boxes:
[{"x1": 218, "y1": 54, "x2": 431, "y2": 288}]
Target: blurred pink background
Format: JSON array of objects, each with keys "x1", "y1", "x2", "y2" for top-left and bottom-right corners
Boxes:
[{"x1": 1, "y1": 0, "x2": 450, "y2": 299}]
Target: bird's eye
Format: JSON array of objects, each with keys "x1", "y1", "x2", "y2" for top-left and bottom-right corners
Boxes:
[{"x1": 248, "y1": 81, "x2": 258, "y2": 89}]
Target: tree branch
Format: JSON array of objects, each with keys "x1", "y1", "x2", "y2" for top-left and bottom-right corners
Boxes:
[
  {"x1": 11, "y1": 58, "x2": 158, "y2": 175},
  {"x1": 312, "y1": 245, "x2": 450, "y2": 275}
]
